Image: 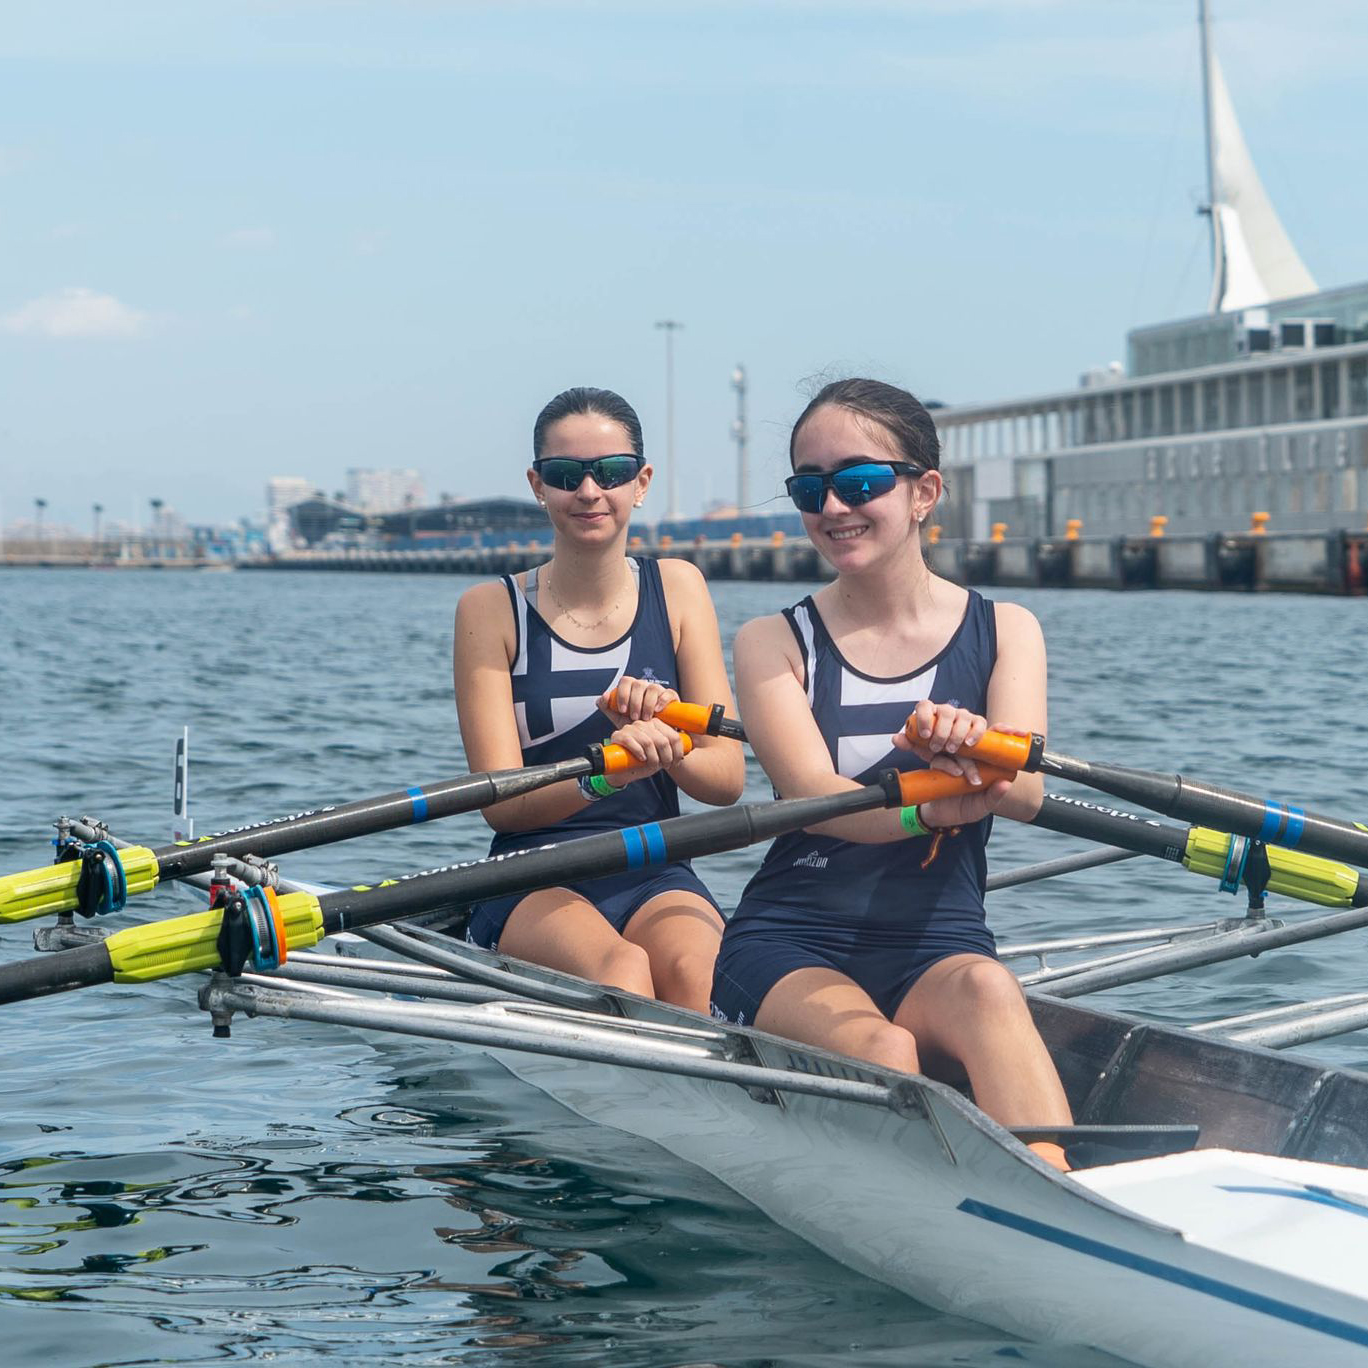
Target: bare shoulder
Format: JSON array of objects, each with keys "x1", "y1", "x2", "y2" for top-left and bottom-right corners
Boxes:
[
  {"x1": 734, "y1": 612, "x2": 799, "y2": 663},
  {"x1": 455, "y1": 578, "x2": 510, "y2": 622},
  {"x1": 657, "y1": 556, "x2": 710, "y2": 598},
  {"x1": 993, "y1": 599, "x2": 1044, "y2": 648}
]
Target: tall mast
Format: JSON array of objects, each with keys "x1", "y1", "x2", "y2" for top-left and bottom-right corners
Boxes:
[{"x1": 1197, "y1": 0, "x2": 1221, "y2": 308}]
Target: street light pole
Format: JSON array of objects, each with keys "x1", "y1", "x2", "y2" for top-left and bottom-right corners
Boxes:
[
  {"x1": 34, "y1": 498, "x2": 46, "y2": 551},
  {"x1": 654, "y1": 320, "x2": 683, "y2": 521},
  {"x1": 731, "y1": 365, "x2": 748, "y2": 512},
  {"x1": 92, "y1": 503, "x2": 103, "y2": 560},
  {"x1": 150, "y1": 497, "x2": 164, "y2": 561}
]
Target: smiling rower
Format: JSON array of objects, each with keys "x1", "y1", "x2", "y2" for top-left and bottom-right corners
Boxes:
[{"x1": 710, "y1": 377, "x2": 1074, "y2": 1172}]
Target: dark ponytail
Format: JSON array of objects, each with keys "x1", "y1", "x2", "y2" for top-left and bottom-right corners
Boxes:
[
  {"x1": 533, "y1": 387, "x2": 644, "y2": 458},
  {"x1": 790, "y1": 378, "x2": 940, "y2": 471}
]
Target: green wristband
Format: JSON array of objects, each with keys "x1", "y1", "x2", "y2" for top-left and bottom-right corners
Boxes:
[
  {"x1": 588, "y1": 773, "x2": 619, "y2": 798},
  {"x1": 899, "y1": 805, "x2": 929, "y2": 838}
]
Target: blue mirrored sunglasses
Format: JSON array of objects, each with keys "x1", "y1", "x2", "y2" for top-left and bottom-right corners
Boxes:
[
  {"x1": 784, "y1": 461, "x2": 924, "y2": 515},
  {"x1": 533, "y1": 455, "x2": 644, "y2": 491}
]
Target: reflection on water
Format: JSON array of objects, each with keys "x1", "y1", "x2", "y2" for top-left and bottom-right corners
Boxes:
[{"x1": 1, "y1": 569, "x2": 1365, "y2": 1363}]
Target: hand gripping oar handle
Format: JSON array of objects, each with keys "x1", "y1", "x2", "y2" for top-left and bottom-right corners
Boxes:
[
  {"x1": 0, "y1": 736, "x2": 690, "y2": 925},
  {"x1": 606, "y1": 690, "x2": 747, "y2": 743},
  {"x1": 0, "y1": 766, "x2": 995, "y2": 1006},
  {"x1": 901, "y1": 723, "x2": 1045, "y2": 774}
]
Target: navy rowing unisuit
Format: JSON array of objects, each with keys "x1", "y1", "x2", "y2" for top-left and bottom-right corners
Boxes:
[
  {"x1": 710, "y1": 589, "x2": 999, "y2": 1026},
  {"x1": 465, "y1": 557, "x2": 717, "y2": 949}
]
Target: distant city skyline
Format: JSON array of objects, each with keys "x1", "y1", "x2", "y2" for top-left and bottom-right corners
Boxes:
[{"x1": 2, "y1": 0, "x2": 1365, "y2": 527}]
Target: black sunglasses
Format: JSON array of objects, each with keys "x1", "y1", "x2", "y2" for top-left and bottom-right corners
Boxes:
[
  {"x1": 533, "y1": 455, "x2": 645, "y2": 492},
  {"x1": 784, "y1": 461, "x2": 925, "y2": 514}
]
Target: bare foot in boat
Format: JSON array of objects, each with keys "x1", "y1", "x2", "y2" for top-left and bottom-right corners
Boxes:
[{"x1": 1028, "y1": 1141, "x2": 1072, "y2": 1173}]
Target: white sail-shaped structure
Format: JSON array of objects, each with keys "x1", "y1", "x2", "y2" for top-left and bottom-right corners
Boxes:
[{"x1": 1202, "y1": 32, "x2": 1316, "y2": 313}]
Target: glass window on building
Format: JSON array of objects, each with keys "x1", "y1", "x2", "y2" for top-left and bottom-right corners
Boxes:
[
  {"x1": 1321, "y1": 362, "x2": 1341, "y2": 420},
  {"x1": 1138, "y1": 388, "x2": 1155, "y2": 437},
  {"x1": 1120, "y1": 391, "x2": 1134, "y2": 441},
  {"x1": 1269, "y1": 369, "x2": 1290, "y2": 424},
  {"x1": 1247, "y1": 372, "x2": 1265, "y2": 425},
  {"x1": 1178, "y1": 383, "x2": 1196, "y2": 432},
  {"x1": 1223, "y1": 375, "x2": 1243, "y2": 429},
  {"x1": 1313, "y1": 471, "x2": 1331, "y2": 514},
  {"x1": 1202, "y1": 379, "x2": 1220, "y2": 431},
  {"x1": 1293, "y1": 366, "x2": 1315, "y2": 422},
  {"x1": 1159, "y1": 386, "x2": 1175, "y2": 436},
  {"x1": 1349, "y1": 358, "x2": 1368, "y2": 416}
]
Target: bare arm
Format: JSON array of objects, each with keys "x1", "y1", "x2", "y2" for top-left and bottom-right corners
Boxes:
[
  {"x1": 733, "y1": 614, "x2": 911, "y2": 843},
  {"x1": 982, "y1": 601, "x2": 1046, "y2": 821},
  {"x1": 896, "y1": 601, "x2": 1046, "y2": 827},
  {"x1": 651, "y1": 559, "x2": 745, "y2": 806},
  {"x1": 453, "y1": 580, "x2": 594, "y2": 834}
]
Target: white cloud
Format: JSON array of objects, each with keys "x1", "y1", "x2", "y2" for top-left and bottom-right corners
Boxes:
[
  {"x1": 221, "y1": 226, "x2": 276, "y2": 250},
  {"x1": 1, "y1": 287, "x2": 149, "y2": 339}
]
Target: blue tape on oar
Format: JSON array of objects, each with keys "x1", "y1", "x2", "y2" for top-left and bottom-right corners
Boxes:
[
  {"x1": 642, "y1": 823, "x2": 667, "y2": 863},
  {"x1": 1284, "y1": 807, "x2": 1306, "y2": 848},
  {"x1": 620, "y1": 823, "x2": 668, "y2": 870},
  {"x1": 1256, "y1": 802, "x2": 1308, "y2": 847},
  {"x1": 1258, "y1": 803, "x2": 1284, "y2": 842},
  {"x1": 622, "y1": 827, "x2": 647, "y2": 869},
  {"x1": 408, "y1": 787, "x2": 429, "y2": 822}
]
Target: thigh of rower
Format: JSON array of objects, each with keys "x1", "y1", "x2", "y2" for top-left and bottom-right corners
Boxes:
[
  {"x1": 623, "y1": 889, "x2": 724, "y2": 953},
  {"x1": 891, "y1": 952, "x2": 1026, "y2": 1068},
  {"x1": 754, "y1": 967, "x2": 918, "y2": 1071},
  {"x1": 498, "y1": 887, "x2": 643, "y2": 980}
]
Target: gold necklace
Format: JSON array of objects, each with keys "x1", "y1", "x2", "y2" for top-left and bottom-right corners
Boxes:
[{"x1": 545, "y1": 568, "x2": 626, "y2": 632}]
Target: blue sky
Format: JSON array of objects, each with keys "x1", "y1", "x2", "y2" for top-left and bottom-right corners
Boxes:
[{"x1": 2, "y1": 0, "x2": 1365, "y2": 529}]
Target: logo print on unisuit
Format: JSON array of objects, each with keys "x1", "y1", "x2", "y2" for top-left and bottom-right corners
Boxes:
[{"x1": 792, "y1": 850, "x2": 829, "y2": 870}]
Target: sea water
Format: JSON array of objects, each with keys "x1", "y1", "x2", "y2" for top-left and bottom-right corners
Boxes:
[{"x1": 1, "y1": 568, "x2": 1365, "y2": 1366}]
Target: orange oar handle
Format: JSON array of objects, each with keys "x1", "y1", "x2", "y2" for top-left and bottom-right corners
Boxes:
[
  {"x1": 901, "y1": 723, "x2": 1043, "y2": 773},
  {"x1": 897, "y1": 763, "x2": 1015, "y2": 807},
  {"x1": 607, "y1": 690, "x2": 746, "y2": 741},
  {"x1": 598, "y1": 731, "x2": 695, "y2": 775}
]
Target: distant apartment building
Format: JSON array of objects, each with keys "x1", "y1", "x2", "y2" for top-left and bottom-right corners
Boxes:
[
  {"x1": 346, "y1": 467, "x2": 426, "y2": 514},
  {"x1": 266, "y1": 476, "x2": 316, "y2": 552}
]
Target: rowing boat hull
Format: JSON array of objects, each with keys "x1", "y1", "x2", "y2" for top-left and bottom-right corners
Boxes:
[
  {"x1": 310, "y1": 928, "x2": 1368, "y2": 1367},
  {"x1": 458, "y1": 971, "x2": 1368, "y2": 1368}
]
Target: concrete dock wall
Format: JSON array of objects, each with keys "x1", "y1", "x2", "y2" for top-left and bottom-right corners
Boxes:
[{"x1": 243, "y1": 529, "x2": 1368, "y2": 595}]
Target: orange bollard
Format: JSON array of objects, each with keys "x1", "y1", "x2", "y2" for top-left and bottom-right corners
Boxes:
[
  {"x1": 1065, "y1": 519, "x2": 1082, "y2": 541},
  {"x1": 1148, "y1": 516, "x2": 1167, "y2": 539},
  {"x1": 928, "y1": 525, "x2": 942, "y2": 545},
  {"x1": 1250, "y1": 511, "x2": 1270, "y2": 536},
  {"x1": 991, "y1": 522, "x2": 1007, "y2": 543}
]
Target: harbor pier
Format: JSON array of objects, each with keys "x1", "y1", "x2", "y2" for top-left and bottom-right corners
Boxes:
[{"x1": 245, "y1": 528, "x2": 1366, "y2": 594}]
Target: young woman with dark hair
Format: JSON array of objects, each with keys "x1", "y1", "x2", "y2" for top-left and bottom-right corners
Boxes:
[
  {"x1": 454, "y1": 387, "x2": 744, "y2": 1013},
  {"x1": 710, "y1": 378, "x2": 1074, "y2": 1170}
]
